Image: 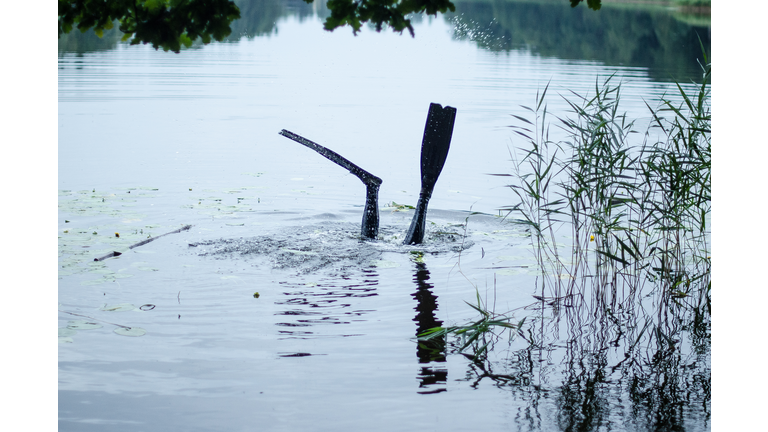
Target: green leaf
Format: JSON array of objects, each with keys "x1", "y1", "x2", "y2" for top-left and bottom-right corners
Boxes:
[{"x1": 510, "y1": 114, "x2": 533, "y2": 126}]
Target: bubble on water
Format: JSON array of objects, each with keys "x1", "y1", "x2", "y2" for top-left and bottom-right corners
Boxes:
[{"x1": 188, "y1": 221, "x2": 474, "y2": 275}]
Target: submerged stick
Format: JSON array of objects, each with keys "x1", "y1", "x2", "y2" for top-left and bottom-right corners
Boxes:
[
  {"x1": 279, "y1": 129, "x2": 382, "y2": 239},
  {"x1": 93, "y1": 224, "x2": 192, "y2": 261},
  {"x1": 404, "y1": 103, "x2": 457, "y2": 245}
]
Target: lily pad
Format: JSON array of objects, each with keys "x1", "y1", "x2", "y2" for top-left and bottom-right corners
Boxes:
[
  {"x1": 114, "y1": 327, "x2": 146, "y2": 337},
  {"x1": 81, "y1": 279, "x2": 106, "y2": 286},
  {"x1": 59, "y1": 337, "x2": 74, "y2": 344},
  {"x1": 59, "y1": 328, "x2": 77, "y2": 337},
  {"x1": 496, "y1": 268, "x2": 524, "y2": 276},
  {"x1": 136, "y1": 267, "x2": 159, "y2": 272},
  {"x1": 100, "y1": 303, "x2": 136, "y2": 312},
  {"x1": 89, "y1": 268, "x2": 115, "y2": 275},
  {"x1": 67, "y1": 320, "x2": 103, "y2": 330}
]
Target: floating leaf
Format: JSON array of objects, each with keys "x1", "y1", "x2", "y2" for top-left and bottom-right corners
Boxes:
[
  {"x1": 496, "y1": 268, "x2": 523, "y2": 276},
  {"x1": 387, "y1": 201, "x2": 415, "y2": 211},
  {"x1": 67, "y1": 320, "x2": 103, "y2": 330},
  {"x1": 100, "y1": 303, "x2": 136, "y2": 312},
  {"x1": 59, "y1": 337, "x2": 74, "y2": 344},
  {"x1": 114, "y1": 327, "x2": 146, "y2": 337},
  {"x1": 136, "y1": 267, "x2": 159, "y2": 272},
  {"x1": 81, "y1": 279, "x2": 106, "y2": 286},
  {"x1": 59, "y1": 328, "x2": 77, "y2": 337},
  {"x1": 89, "y1": 268, "x2": 115, "y2": 274}
]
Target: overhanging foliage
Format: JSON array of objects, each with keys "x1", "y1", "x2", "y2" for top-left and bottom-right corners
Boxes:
[{"x1": 58, "y1": 0, "x2": 603, "y2": 52}]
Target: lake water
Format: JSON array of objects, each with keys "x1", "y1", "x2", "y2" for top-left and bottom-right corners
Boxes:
[{"x1": 58, "y1": 1, "x2": 711, "y2": 431}]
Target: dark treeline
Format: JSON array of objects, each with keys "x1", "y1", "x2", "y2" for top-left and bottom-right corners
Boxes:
[
  {"x1": 448, "y1": 0, "x2": 710, "y2": 83},
  {"x1": 59, "y1": 0, "x2": 711, "y2": 84}
]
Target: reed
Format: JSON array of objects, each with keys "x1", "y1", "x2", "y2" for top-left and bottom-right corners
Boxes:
[
  {"x1": 500, "y1": 59, "x2": 710, "y2": 313},
  {"x1": 417, "y1": 288, "x2": 525, "y2": 361},
  {"x1": 420, "y1": 60, "x2": 710, "y2": 401}
]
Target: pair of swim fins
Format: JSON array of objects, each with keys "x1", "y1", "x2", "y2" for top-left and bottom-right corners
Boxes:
[{"x1": 279, "y1": 102, "x2": 456, "y2": 245}]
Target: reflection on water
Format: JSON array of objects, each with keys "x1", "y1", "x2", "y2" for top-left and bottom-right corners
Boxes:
[
  {"x1": 58, "y1": 0, "x2": 710, "y2": 84},
  {"x1": 449, "y1": 279, "x2": 711, "y2": 431},
  {"x1": 448, "y1": 0, "x2": 710, "y2": 83},
  {"x1": 275, "y1": 270, "x2": 378, "y2": 339},
  {"x1": 411, "y1": 259, "x2": 448, "y2": 394}
]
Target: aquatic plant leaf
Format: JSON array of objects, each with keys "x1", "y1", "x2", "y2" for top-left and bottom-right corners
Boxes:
[
  {"x1": 418, "y1": 327, "x2": 445, "y2": 337},
  {"x1": 388, "y1": 201, "x2": 415, "y2": 211},
  {"x1": 100, "y1": 303, "x2": 136, "y2": 312},
  {"x1": 137, "y1": 267, "x2": 160, "y2": 272},
  {"x1": 114, "y1": 327, "x2": 146, "y2": 337},
  {"x1": 81, "y1": 279, "x2": 106, "y2": 286},
  {"x1": 59, "y1": 337, "x2": 74, "y2": 344},
  {"x1": 59, "y1": 328, "x2": 77, "y2": 337},
  {"x1": 594, "y1": 249, "x2": 629, "y2": 266},
  {"x1": 67, "y1": 320, "x2": 103, "y2": 330},
  {"x1": 510, "y1": 114, "x2": 533, "y2": 125}
]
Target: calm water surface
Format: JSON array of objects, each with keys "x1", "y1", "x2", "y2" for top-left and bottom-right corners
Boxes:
[{"x1": 58, "y1": 2, "x2": 710, "y2": 431}]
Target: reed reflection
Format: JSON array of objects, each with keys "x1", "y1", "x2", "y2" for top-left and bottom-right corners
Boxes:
[
  {"x1": 454, "y1": 284, "x2": 710, "y2": 431},
  {"x1": 410, "y1": 256, "x2": 447, "y2": 394}
]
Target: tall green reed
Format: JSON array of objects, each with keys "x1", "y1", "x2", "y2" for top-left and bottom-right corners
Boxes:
[{"x1": 502, "y1": 61, "x2": 711, "y2": 314}]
